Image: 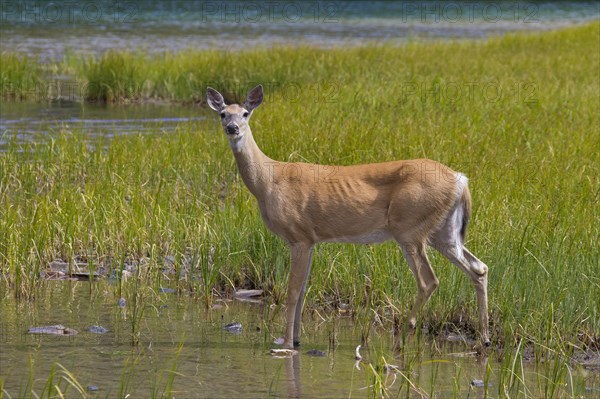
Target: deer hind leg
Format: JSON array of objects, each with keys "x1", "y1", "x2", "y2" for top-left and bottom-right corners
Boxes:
[
  {"x1": 463, "y1": 247, "x2": 489, "y2": 345},
  {"x1": 283, "y1": 243, "x2": 313, "y2": 349},
  {"x1": 398, "y1": 241, "x2": 439, "y2": 329},
  {"x1": 430, "y1": 220, "x2": 490, "y2": 345}
]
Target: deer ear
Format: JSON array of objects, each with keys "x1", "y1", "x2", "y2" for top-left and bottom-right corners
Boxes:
[
  {"x1": 244, "y1": 85, "x2": 263, "y2": 112},
  {"x1": 207, "y1": 87, "x2": 225, "y2": 112}
]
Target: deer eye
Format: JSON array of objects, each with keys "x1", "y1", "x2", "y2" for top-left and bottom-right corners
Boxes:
[
  {"x1": 242, "y1": 111, "x2": 249, "y2": 118},
  {"x1": 220, "y1": 112, "x2": 226, "y2": 119}
]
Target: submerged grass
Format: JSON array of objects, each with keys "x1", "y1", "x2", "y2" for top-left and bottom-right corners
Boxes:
[{"x1": 1, "y1": 22, "x2": 599, "y2": 360}]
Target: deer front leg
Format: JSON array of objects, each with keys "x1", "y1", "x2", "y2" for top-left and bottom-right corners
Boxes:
[
  {"x1": 283, "y1": 243, "x2": 313, "y2": 349},
  {"x1": 292, "y1": 247, "x2": 313, "y2": 346}
]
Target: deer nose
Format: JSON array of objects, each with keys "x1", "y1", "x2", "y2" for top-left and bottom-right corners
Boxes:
[{"x1": 226, "y1": 124, "x2": 239, "y2": 135}]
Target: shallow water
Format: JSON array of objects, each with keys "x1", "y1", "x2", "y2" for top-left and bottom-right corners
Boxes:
[
  {"x1": 1, "y1": 1, "x2": 598, "y2": 60},
  {"x1": 0, "y1": 101, "x2": 208, "y2": 149},
  {"x1": 0, "y1": 281, "x2": 597, "y2": 398}
]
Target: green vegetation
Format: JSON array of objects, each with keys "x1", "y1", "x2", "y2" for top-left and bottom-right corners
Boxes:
[
  {"x1": 0, "y1": 52, "x2": 49, "y2": 100},
  {"x1": 0, "y1": 342, "x2": 184, "y2": 398},
  {"x1": 1, "y1": 21, "x2": 598, "y2": 369}
]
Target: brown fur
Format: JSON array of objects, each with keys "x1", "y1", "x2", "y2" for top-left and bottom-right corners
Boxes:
[{"x1": 244, "y1": 159, "x2": 460, "y2": 245}]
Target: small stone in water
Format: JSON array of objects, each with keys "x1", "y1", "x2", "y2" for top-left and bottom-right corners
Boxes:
[
  {"x1": 86, "y1": 385, "x2": 99, "y2": 391},
  {"x1": 270, "y1": 348, "x2": 297, "y2": 357},
  {"x1": 305, "y1": 349, "x2": 326, "y2": 357},
  {"x1": 28, "y1": 325, "x2": 78, "y2": 336},
  {"x1": 470, "y1": 379, "x2": 492, "y2": 388},
  {"x1": 223, "y1": 322, "x2": 242, "y2": 333},
  {"x1": 88, "y1": 325, "x2": 109, "y2": 334},
  {"x1": 234, "y1": 289, "x2": 263, "y2": 298}
]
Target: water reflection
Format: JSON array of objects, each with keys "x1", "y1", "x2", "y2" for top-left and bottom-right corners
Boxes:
[
  {"x1": 0, "y1": 101, "x2": 209, "y2": 148},
  {"x1": 0, "y1": 281, "x2": 596, "y2": 397},
  {"x1": 285, "y1": 353, "x2": 302, "y2": 398}
]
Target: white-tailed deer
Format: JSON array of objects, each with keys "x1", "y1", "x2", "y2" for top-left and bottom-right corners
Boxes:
[{"x1": 207, "y1": 85, "x2": 490, "y2": 349}]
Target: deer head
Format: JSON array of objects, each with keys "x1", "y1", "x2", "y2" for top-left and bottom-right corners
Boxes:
[{"x1": 206, "y1": 85, "x2": 264, "y2": 152}]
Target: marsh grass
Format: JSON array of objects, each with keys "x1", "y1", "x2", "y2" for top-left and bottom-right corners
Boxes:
[
  {"x1": 150, "y1": 340, "x2": 184, "y2": 399},
  {"x1": 118, "y1": 351, "x2": 142, "y2": 398},
  {"x1": 0, "y1": 53, "x2": 48, "y2": 101},
  {"x1": 1, "y1": 22, "x2": 599, "y2": 362},
  {"x1": 7, "y1": 358, "x2": 88, "y2": 399},
  {"x1": 69, "y1": 47, "x2": 343, "y2": 103}
]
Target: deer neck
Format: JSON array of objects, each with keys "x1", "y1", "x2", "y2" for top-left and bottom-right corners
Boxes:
[{"x1": 230, "y1": 130, "x2": 274, "y2": 200}]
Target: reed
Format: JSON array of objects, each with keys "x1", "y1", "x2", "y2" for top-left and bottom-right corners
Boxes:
[{"x1": 0, "y1": 52, "x2": 48, "y2": 101}]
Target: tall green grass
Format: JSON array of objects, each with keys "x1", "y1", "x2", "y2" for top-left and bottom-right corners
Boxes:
[
  {"x1": 1, "y1": 22, "x2": 598, "y2": 351},
  {"x1": 73, "y1": 48, "x2": 334, "y2": 103},
  {"x1": 0, "y1": 52, "x2": 48, "y2": 100}
]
